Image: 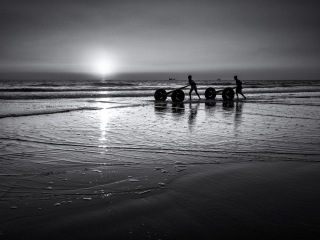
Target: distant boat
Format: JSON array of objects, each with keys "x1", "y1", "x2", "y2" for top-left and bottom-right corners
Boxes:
[
  {"x1": 169, "y1": 78, "x2": 176, "y2": 80},
  {"x1": 217, "y1": 78, "x2": 221, "y2": 81}
]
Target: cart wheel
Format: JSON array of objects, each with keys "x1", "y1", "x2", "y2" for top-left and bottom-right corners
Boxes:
[
  {"x1": 222, "y1": 87, "x2": 235, "y2": 100},
  {"x1": 171, "y1": 89, "x2": 185, "y2": 102},
  {"x1": 154, "y1": 89, "x2": 167, "y2": 101},
  {"x1": 205, "y1": 87, "x2": 216, "y2": 99}
]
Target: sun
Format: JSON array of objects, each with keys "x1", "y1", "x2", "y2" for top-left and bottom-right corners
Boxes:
[
  {"x1": 84, "y1": 50, "x2": 119, "y2": 78},
  {"x1": 92, "y1": 60, "x2": 114, "y2": 77}
]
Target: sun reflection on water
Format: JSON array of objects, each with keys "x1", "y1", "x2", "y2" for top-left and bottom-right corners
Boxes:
[{"x1": 97, "y1": 103, "x2": 115, "y2": 146}]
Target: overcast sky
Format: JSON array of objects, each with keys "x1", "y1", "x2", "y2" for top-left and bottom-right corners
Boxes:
[{"x1": 0, "y1": 0, "x2": 319, "y2": 80}]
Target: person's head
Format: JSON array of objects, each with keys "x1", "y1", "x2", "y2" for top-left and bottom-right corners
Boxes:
[
  {"x1": 188, "y1": 75, "x2": 192, "y2": 80},
  {"x1": 234, "y1": 75, "x2": 238, "y2": 80}
]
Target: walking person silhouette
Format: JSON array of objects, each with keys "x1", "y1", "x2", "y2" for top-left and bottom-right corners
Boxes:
[
  {"x1": 234, "y1": 75, "x2": 246, "y2": 100},
  {"x1": 188, "y1": 75, "x2": 201, "y2": 100}
]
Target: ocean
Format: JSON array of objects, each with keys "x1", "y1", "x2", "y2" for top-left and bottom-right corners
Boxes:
[
  {"x1": 1, "y1": 78, "x2": 320, "y2": 239},
  {"x1": 1, "y1": 79, "x2": 320, "y2": 118}
]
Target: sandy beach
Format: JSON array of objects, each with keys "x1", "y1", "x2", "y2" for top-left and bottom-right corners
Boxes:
[{"x1": 1, "y1": 97, "x2": 320, "y2": 239}]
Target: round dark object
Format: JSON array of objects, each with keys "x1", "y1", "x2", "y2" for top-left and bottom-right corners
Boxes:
[
  {"x1": 154, "y1": 89, "x2": 167, "y2": 101},
  {"x1": 171, "y1": 89, "x2": 185, "y2": 102},
  {"x1": 222, "y1": 87, "x2": 235, "y2": 101},
  {"x1": 205, "y1": 87, "x2": 216, "y2": 99}
]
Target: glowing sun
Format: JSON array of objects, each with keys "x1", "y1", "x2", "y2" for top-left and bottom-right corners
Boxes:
[{"x1": 92, "y1": 59, "x2": 114, "y2": 77}]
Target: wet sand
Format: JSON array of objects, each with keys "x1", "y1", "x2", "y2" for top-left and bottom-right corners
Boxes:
[
  {"x1": 1, "y1": 99, "x2": 320, "y2": 239},
  {"x1": 2, "y1": 162, "x2": 320, "y2": 240}
]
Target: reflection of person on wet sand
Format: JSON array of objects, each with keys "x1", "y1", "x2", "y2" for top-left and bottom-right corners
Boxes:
[
  {"x1": 188, "y1": 75, "x2": 201, "y2": 100},
  {"x1": 188, "y1": 102, "x2": 199, "y2": 129},
  {"x1": 234, "y1": 75, "x2": 246, "y2": 100},
  {"x1": 235, "y1": 101, "x2": 243, "y2": 120},
  {"x1": 235, "y1": 101, "x2": 244, "y2": 130}
]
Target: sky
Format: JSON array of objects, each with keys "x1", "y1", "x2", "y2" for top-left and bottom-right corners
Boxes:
[{"x1": 0, "y1": 0, "x2": 319, "y2": 80}]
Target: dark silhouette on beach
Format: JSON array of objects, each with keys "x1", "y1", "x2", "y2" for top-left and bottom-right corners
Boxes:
[
  {"x1": 234, "y1": 75, "x2": 246, "y2": 100},
  {"x1": 188, "y1": 75, "x2": 201, "y2": 100}
]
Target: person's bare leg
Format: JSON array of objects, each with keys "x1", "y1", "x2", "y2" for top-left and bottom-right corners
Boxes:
[{"x1": 195, "y1": 89, "x2": 201, "y2": 99}]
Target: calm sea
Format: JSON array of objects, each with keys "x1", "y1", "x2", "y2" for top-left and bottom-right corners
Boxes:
[{"x1": 0, "y1": 79, "x2": 320, "y2": 118}]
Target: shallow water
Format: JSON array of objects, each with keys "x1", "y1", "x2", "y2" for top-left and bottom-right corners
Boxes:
[{"x1": 1, "y1": 99, "x2": 319, "y2": 175}]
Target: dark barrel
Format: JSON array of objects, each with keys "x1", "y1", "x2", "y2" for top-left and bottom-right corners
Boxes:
[
  {"x1": 222, "y1": 87, "x2": 235, "y2": 101},
  {"x1": 154, "y1": 89, "x2": 167, "y2": 101},
  {"x1": 205, "y1": 87, "x2": 217, "y2": 99},
  {"x1": 171, "y1": 89, "x2": 185, "y2": 102}
]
